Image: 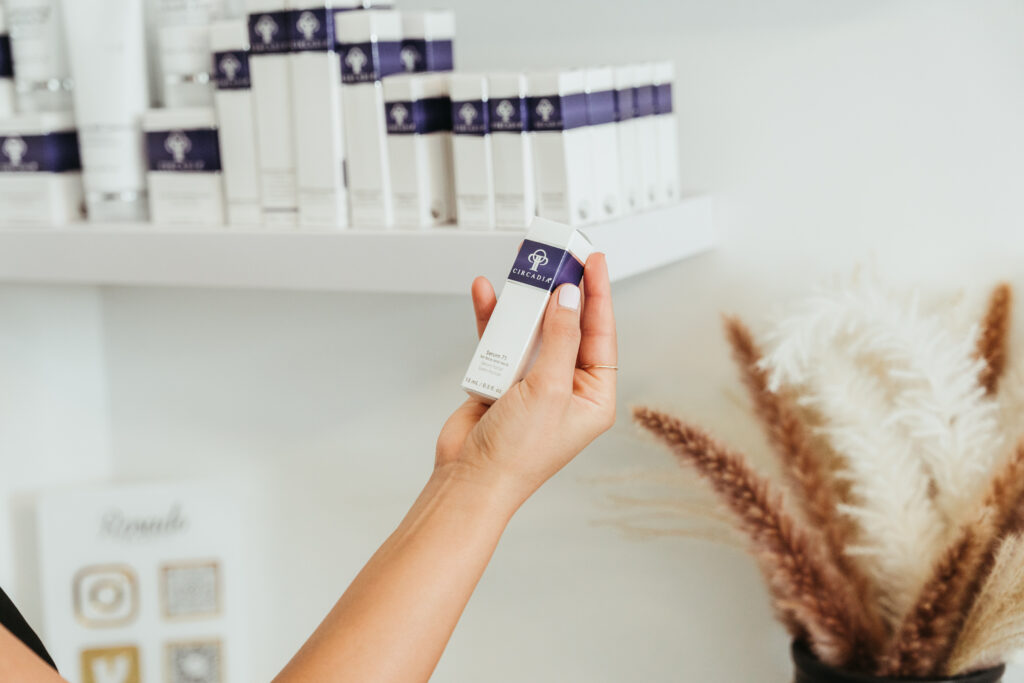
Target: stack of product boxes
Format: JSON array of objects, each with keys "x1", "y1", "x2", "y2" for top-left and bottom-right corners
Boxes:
[{"x1": 0, "y1": 0, "x2": 681, "y2": 232}]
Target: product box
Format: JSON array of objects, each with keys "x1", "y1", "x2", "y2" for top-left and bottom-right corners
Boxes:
[
  {"x1": 652, "y1": 60, "x2": 680, "y2": 205},
  {"x1": 290, "y1": 2, "x2": 357, "y2": 229},
  {"x1": 488, "y1": 72, "x2": 535, "y2": 229},
  {"x1": 632, "y1": 61, "x2": 659, "y2": 208},
  {"x1": 336, "y1": 9, "x2": 402, "y2": 227},
  {"x1": 525, "y1": 69, "x2": 592, "y2": 226},
  {"x1": 0, "y1": 112, "x2": 84, "y2": 226},
  {"x1": 450, "y1": 73, "x2": 496, "y2": 229},
  {"x1": 612, "y1": 64, "x2": 642, "y2": 214},
  {"x1": 248, "y1": 0, "x2": 298, "y2": 227},
  {"x1": 0, "y1": 7, "x2": 15, "y2": 117},
  {"x1": 210, "y1": 18, "x2": 262, "y2": 226},
  {"x1": 398, "y1": 10, "x2": 454, "y2": 73},
  {"x1": 584, "y1": 66, "x2": 621, "y2": 220},
  {"x1": 5, "y1": 0, "x2": 74, "y2": 113},
  {"x1": 462, "y1": 217, "x2": 593, "y2": 401},
  {"x1": 142, "y1": 107, "x2": 226, "y2": 226},
  {"x1": 383, "y1": 73, "x2": 454, "y2": 227},
  {"x1": 159, "y1": 23, "x2": 214, "y2": 107}
]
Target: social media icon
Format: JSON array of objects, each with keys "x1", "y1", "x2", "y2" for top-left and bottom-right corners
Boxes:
[
  {"x1": 74, "y1": 564, "x2": 139, "y2": 627},
  {"x1": 166, "y1": 639, "x2": 223, "y2": 683},
  {"x1": 81, "y1": 645, "x2": 141, "y2": 683}
]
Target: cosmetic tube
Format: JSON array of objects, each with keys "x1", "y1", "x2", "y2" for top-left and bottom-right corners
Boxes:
[
  {"x1": 487, "y1": 72, "x2": 535, "y2": 229},
  {"x1": 159, "y1": 24, "x2": 215, "y2": 108},
  {"x1": 5, "y1": 0, "x2": 72, "y2": 113},
  {"x1": 0, "y1": 112, "x2": 83, "y2": 226}
]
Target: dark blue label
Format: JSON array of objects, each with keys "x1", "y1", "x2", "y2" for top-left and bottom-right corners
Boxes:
[
  {"x1": 488, "y1": 96, "x2": 526, "y2": 133},
  {"x1": 385, "y1": 97, "x2": 451, "y2": 134},
  {"x1": 248, "y1": 11, "x2": 291, "y2": 55},
  {"x1": 145, "y1": 129, "x2": 222, "y2": 172},
  {"x1": 586, "y1": 89, "x2": 616, "y2": 126},
  {"x1": 654, "y1": 83, "x2": 673, "y2": 114},
  {"x1": 507, "y1": 239, "x2": 585, "y2": 292},
  {"x1": 212, "y1": 50, "x2": 251, "y2": 90},
  {"x1": 615, "y1": 88, "x2": 635, "y2": 122},
  {"x1": 338, "y1": 40, "x2": 403, "y2": 83},
  {"x1": 527, "y1": 93, "x2": 588, "y2": 131},
  {"x1": 451, "y1": 99, "x2": 488, "y2": 135},
  {"x1": 634, "y1": 84, "x2": 656, "y2": 117},
  {"x1": 0, "y1": 35, "x2": 12, "y2": 79},
  {"x1": 0, "y1": 131, "x2": 80, "y2": 173},
  {"x1": 398, "y1": 38, "x2": 453, "y2": 73},
  {"x1": 289, "y1": 7, "x2": 334, "y2": 52}
]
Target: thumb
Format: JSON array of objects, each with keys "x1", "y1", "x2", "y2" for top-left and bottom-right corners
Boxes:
[{"x1": 524, "y1": 283, "x2": 582, "y2": 394}]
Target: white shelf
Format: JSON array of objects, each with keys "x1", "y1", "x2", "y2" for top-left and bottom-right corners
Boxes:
[{"x1": 0, "y1": 197, "x2": 713, "y2": 294}]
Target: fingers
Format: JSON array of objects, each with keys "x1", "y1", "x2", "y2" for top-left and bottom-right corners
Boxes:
[
  {"x1": 578, "y1": 253, "x2": 617, "y2": 369},
  {"x1": 524, "y1": 282, "x2": 583, "y2": 394},
  {"x1": 471, "y1": 276, "x2": 497, "y2": 339}
]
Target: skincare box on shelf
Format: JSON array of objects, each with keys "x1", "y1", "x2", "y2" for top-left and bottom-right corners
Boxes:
[
  {"x1": 652, "y1": 60, "x2": 680, "y2": 205},
  {"x1": 583, "y1": 66, "x2": 621, "y2": 221},
  {"x1": 632, "y1": 61, "x2": 658, "y2": 208},
  {"x1": 210, "y1": 18, "x2": 261, "y2": 226},
  {"x1": 158, "y1": 24, "x2": 215, "y2": 108},
  {"x1": 612, "y1": 64, "x2": 642, "y2": 214},
  {"x1": 0, "y1": 112, "x2": 83, "y2": 226},
  {"x1": 450, "y1": 72, "x2": 496, "y2": 229},
  {"x1": 383, "y1": 73, "x2": 455, "y2": 227},
  {"x1": 142, "y1": 107, "x2": 225, "y2": 226},
  {"x1": 5, "y1": 0, "x2": 74, "y2": 113},
  {"x1": 487, "y1": 72, "x2": 535, "y2": 229},
  {"x1": 462, "y1": 217, "x2": 593, "y2": 401},
  {"x1": 399, "y1": 10, "x2": 455, "y2": 74}
]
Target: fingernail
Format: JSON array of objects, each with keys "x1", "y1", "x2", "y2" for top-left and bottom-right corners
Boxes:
[{"x1": 558, "y1": 284, "x2": 581, "y2": 311}]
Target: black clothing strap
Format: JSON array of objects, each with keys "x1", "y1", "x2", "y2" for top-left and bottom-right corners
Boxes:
[{"x1": 0, "y1": 585, "x2": 57, "y2": 671}]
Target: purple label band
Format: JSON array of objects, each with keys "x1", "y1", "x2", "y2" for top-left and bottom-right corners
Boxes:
[
  {"x1": 451, "y1": 99, "x2": 488, "y2": 136},
  {"x1": 212, "y1": 50, "x2": 251, "y2": 90},
  {"x1": 248, "y1": 11, "x2": 292, "y2": 55},
  {"x1": 0, "y1": 131, "x2": 80, "y2": 173},
  {"x1": 488, "y1": 96, "x2": 527, "y2": 133},
  {"x1": 634, "y1": 84, "x2": 656, "y2": 117},
  {"x1": 586, "y1": 89, "x2": 617, "y2": 126},
  {"x1": 615, "y1": 88, "x2": 635, "y2": 122},
  {"x1": 507, "y1": 239, "x2": 585, "y2": 292},
  {"x1": 289, "y1": 7, "x2": 338, "y2": 53},
  {"x1": 338, "y1": 40, "x2": 403, "y2": 83},
  {"x1": 0, "y1": 35, "x2": 12, "y2": 79},
  {"x1": 385, "y1": 96, "x2": 451, "y2": 135},
  {"x1": 654, "y1": 83, "x2": 673, "y2": 115},
  {"x1": 527, "y1": 93, "x2": 588, "y2": 131},
  {"x1": 397, "y1": 38, "x2": 454, "y2": 73},
  {"x1": 145, "y1": 129, "x2": 222, "y2": 172}
]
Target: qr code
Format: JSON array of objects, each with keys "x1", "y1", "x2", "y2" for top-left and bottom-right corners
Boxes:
[
  {"x1": 160, "y1": 560, "x2": 220, "y2": 619},
  {"x1": 166, "y1": 640, "x2": 223, "y2": 683}
]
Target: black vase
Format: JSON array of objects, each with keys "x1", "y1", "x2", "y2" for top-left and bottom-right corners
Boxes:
[{"x1": 792, "y1": 642, "x2": 1005, "y2": 683}]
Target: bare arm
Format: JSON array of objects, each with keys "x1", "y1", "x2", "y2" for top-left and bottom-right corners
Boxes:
[
  {"x1": 274, "y1": 254, "x2": 618, "y2": 683},
  {"x1": 0, "y1": 626, "x2": 66, "y2": 683}
]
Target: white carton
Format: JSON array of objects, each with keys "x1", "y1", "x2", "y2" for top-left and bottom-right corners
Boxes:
[
  {"x1": 142, "y1": 107, "x2": 226, "y2": 226},
  {"x1": 653, "y1": 60, "x2": 680, "y2": 205},
  {"x1": 450, "y1": 73, "x2": 496, "y2": 229},
  {"x1": 398, "y1": 10, "x2": 454, "y2": 73},
  {"x1": 0, "y1": 112, "x2": 84, "y2": 226},
  {"x1": 0, "y1": 7, "x2": 15, "y2": 116},
  {"x1": 210, "y1": 19, "x2": 262, "y2": 226},
  {"x1": 487, "y1": 72, "x2": 535, "y2": 229},
  {"x1": 383, "y1": 73, "x2": 454, "y2": 227},
  {"x1": 525, "y1": 70, "x2": 592, "y2": 226},
  {"x1": 248, "y1": 0, "x2": 298, "y2": 227},
  {"x1": 158, "y1": 24, "x2": 214, "y2": 107},
  {"x1": 632, "y1": 62, "x2": 659, "y2": 208},
  {"x1": 290, "y1": 2, "x2": 356, "y2": 229},
  {"x1": 462, "y1": 217, "x2": 592, "y2": 402},
  {"x1": 612, "y1": 64, "x2": 642, "y2": 214},
  {"x1": 336, "y1": 9, "x2": 402, "y2": 227},
  {"x1": 584, "y1": 66, "x2": 621, "y2": 220},
  {"x1": 5, "y1": 0, "x2": 73, "y2": 113}
]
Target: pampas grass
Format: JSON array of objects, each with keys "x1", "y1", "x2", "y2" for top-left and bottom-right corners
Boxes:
[{"x1": 977, "y1": 284, "x2": 1012, "y2": 395}]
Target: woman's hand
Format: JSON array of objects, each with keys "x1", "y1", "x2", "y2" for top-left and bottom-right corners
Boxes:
[{"x1": 436, "y1": 252, "x2": 618, "y2": 510}]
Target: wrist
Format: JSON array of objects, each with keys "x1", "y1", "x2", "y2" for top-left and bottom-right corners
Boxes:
[{"x1": 429, "y1": 461, "x2": 529, "y2": 520}]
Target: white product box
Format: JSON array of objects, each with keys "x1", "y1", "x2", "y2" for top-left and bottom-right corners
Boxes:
[
  {"x1": 290, "y1": 2, "x2": 356, "y2": 229},
  {"x1": 383, "y1": 73, "x2": 454, "y2": 227},
  {"x1": 211, "y1": 19, "x2": 262, "y2": 226},
  {"x1": 0, "y1": 112, "x2": 84, "y2": 226},
  {"x1": 488, "y1": 72, "x2": 535, "y2": 229},
  {"x1": 37, "y1": 479, "x2": 251, "y2": 683},
  {"x1": 142, "y1": 107, "x2": 226, "y2": 226},
  {"x1": 248, "y1": 0, "x2": 298, "y2": 227},
  {"x1": 462, "y1": 217, "x2": 593, "y2": 402},
  {"x1": 653, "y1": 60, "x2": 680, "y2": 205},
  {"x1": 612, "y1": 64, "x2": 642, "y2": 214},
  {"x1": 633, "y1": 62, "x2": 659, "y2": 209},
  {"x1": 525, "y1": 69, "x2": 592, "y2": 226},
  {"x1": 0, "y1": 7, "x2": 15, "y2": 116},
  {"x1": 5, "y1": 0, "x2": 73, "y2": 113},
  {"x1": 450, "y1": 73, "x2": 496, "y2": 229},
  {"x1": 159, "y1": 24, "x2": 215, "y2": 107},
  {"x1": 398, "y1": 10, "x2": 454, "y2": 73},
  {"x1": 584, "y1": 66, "x2": 621, "y2": 220},
  {"x1": 336, "y1": 9, "x2": 402, "y2": 227}
]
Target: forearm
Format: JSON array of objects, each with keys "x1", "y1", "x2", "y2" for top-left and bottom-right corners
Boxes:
[
  {"x1": 274, "y1": 465, "x2": 519, "y2": 683},
  {"x1": 0, "y1": 627, "x2": 65, "y2": 683}
]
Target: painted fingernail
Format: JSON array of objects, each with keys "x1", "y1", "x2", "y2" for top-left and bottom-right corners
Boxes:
[{"x1": 558, "y1": 284, "x2": 581, "y2": 311}]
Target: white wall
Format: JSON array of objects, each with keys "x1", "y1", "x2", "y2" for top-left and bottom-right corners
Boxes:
[{"x1": 9, "y1": 0, "x2": 1024, "y2": 681}]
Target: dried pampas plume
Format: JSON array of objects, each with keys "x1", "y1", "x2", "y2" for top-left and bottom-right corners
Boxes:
[{"x1": 977, "y1": 283, "x2": 1012, "y2": 395}]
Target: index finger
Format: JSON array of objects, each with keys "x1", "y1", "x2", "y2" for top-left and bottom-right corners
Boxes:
[{"x1": 578, "y1": 253, "x2": 617, "y2": 368}]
